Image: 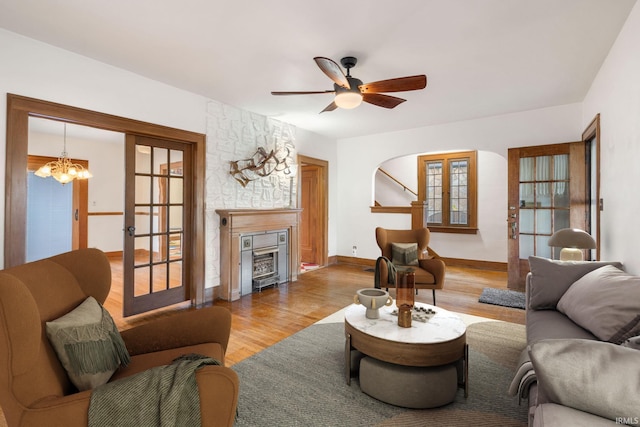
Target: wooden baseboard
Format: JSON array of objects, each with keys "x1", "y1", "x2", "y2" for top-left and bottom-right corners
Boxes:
[
  {"x1": 105, "y1": 250, "x2": 123, "y2": 259},
  {"x1": 335, "y1": 255, "x2": 506, "y2": 272},
  {"x1": 206, "y1": 286, "x2": 216, "y2": 305},
  {"x1": 335, "y1": 256, "x2": 376, "y2": 267},
  {"x1": 440, "y1": 257, "x2": 507, "y2": 271}
]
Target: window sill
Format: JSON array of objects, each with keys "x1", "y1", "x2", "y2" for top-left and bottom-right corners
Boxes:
[
  {"x1": 428, "y1": 226, "x2": 478, "y2": 235},
  {"x1": 370, "y1": 206, "x2": 411, "y2": 214}
]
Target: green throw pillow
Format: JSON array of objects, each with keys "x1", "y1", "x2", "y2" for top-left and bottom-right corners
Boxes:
[
  {"x1": 46, "y1": 296, "x2": 131, "y2": 391},
  {"x1": 391, "y1": 243, "x2": 419, "y2": 266}
]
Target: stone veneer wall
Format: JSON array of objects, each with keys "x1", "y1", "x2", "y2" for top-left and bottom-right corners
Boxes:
[{"x1": 205, "y1": 100, "x2": 297, "y2": 288}]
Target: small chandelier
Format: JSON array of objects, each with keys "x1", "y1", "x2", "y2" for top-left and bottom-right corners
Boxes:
[{"x1": 34, "y1": 123, "x2": 92, "y2": 184}]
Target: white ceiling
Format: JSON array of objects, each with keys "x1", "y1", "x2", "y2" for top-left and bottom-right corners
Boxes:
[{"x1": 1, "y1": 0, "x2": 636, "y2": 140}]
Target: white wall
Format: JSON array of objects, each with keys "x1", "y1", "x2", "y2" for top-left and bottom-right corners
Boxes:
[
  {"x1": 375, "y1": 156, "x2": 418, "y2": 206},
  {"x1": 335, "y1": 104, "x2": 583, "y2": 263},
  {"x1": 582, "y1": 2, "x2": 640, "y2": 274}
]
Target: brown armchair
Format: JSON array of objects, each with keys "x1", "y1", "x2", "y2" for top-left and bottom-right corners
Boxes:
[
  {"x1": 375, "y1": 227, "x2": 446, "y2": 305},
  {"x1": 0, "y1": 248, "x2": 238, "y2": 427}
]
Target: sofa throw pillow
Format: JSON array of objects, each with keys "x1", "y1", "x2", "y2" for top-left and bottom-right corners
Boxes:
[
  {"x1": 46, "y1": 296, "x2": 131, "y2": 391},
  {"x1": 391, "y1": 243, "x2": 419, "y2": 266},
  {"x1": 557, "y1": 265, "x2": 640, "y2": 344},
  {"x1": 527, "y1": 256, "x2": 622, "y2": 310},
  {"x1": 529, "y1": 339, "x2": 640, "y2": 422}
]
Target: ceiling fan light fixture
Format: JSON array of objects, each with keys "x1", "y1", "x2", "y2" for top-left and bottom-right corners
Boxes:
[
  {"x1": 272, "y1": 56, "x2": 426, "y2": 112},
  {"x1": 334, "y1": 91, "x2": 363, "y2": 109}
]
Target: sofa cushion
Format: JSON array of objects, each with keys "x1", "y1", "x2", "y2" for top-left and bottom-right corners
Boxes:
[
  {"x1": 391, "y1": 243, "x2": 419, "y2": 266},
  {"x1": 533, "y1": 403, "x2": 618, "y2": 427},
  {"x1": 46, "y1": 296, "x2": 131, "y2": 391},
  {"x1": 526, "y1": 308, "x2": 597, "y2": 345},
  {"x1": 557, "y1": 265, "x2": 640, "y2": 344},
  {"x1": 527, "y1": 257, "x2": 622, "y2": 309},
  {"x1": 529, "y1": 339, "x2": 640, "y2": 422}
]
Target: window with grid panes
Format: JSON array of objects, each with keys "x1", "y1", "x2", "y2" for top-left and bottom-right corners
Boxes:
[{"x1": 418, "y1": 151, "x2": 477, "y2": 233}]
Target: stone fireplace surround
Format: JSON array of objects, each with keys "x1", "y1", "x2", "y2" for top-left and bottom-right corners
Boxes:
[{"x1": 216, "y1": 208, "x2": 301, "y2": 301}]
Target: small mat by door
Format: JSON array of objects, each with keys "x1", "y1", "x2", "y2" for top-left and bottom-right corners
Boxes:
[{"x1": 479, "y1": 288, "x2": 526, "y2": 310}]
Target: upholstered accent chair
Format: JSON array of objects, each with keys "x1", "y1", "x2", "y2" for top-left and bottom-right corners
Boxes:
[
  {"x1": 0, "y1": 248, "x2": 238, "y2": 427},
  {"x1": 375, "y1": 227, "x2": 446, "y2": 305}
]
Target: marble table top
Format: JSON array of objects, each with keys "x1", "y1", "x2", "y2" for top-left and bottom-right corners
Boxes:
[{"x1": 344, "y1": 301, "x2": 466, "y2": 345}]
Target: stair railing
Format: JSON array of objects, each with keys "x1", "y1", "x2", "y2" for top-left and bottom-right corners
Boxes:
[{"x1": 377, "y1": 168, "x2": 417, "y2": 197}]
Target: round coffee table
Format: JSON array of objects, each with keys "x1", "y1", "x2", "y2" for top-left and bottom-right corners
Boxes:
[{"x1": 344, "y1": 301, "x2": 468, "y2": 407}]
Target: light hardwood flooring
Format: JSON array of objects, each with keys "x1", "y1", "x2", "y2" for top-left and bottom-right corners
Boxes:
[{"x1": 105, "y1": 262, "x2": 524, "y2": 367}]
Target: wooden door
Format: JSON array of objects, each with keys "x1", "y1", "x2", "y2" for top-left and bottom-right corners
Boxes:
[
  {"x1": 123, "y1": 135, "x2": 192, "y2": 316},
  {"x1": 298, "y1": 155, "x2": 328, "y2": 268},
  {"x1": 507, "y1": 142, "x2": 586, "y2": 290},
  {"x1": 300, "y1": 165, "x2": 319, "y2": 263}
]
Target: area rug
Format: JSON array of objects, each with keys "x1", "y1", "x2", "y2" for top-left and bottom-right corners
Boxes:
[
  {"x1": 479, "y1": 288, "x2": 526, "y2": 310},
  {"x1": 231, "y1": 320, "x2": 527, "y2": 426}
]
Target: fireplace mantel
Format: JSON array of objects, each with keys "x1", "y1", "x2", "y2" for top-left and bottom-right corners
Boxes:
[{"x1": 216, "y1": 208, "x2": 301, "y2": 301}]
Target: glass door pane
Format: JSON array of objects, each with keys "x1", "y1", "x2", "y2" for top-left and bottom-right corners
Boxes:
[
  {"x1": 518, "y1": 153, "x2": 570, "y2": 260},
  {"x1": 123, "y1": 136, "x2": 191, "y2": 316}
]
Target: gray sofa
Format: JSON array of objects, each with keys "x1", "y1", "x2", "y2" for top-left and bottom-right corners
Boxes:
[{"x1": 510, "y1": 256, "x2": 640, "y2": 426}]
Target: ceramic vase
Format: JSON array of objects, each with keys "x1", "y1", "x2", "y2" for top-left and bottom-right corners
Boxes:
[{"x1": 354, "y1": 288, "x2": 393, "y2": 319}]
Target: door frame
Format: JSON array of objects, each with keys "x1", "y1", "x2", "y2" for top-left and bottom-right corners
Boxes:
[
  {"x1": 297, "y1": 154, "x2": 328, "y2": 267},
  {"x1": 582, "y1": 114, "x2": 601, "y2": 261},
  {"x1": 5, "y1": 94, "x2": 207, "y2": 306}
]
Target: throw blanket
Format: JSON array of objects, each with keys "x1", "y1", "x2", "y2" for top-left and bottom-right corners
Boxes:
[
  {"x1": 89, "y1": 354, "x2": 221, "y2": 427},
  {"x1": 374, "y1": 256, "x2": 396, "y2": 289}
]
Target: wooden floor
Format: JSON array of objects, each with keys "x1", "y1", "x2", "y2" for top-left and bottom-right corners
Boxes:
[{"x1": 105, "y1": 262, "x2": 524, "y2": 367}]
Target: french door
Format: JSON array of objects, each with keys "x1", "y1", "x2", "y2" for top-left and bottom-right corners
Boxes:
[
  {"x1": 507, "y1": 142, "x2": 587, "y2": 290},
  {"x1": 123, "y1": 135, "x2": 192, "y2": 316}
]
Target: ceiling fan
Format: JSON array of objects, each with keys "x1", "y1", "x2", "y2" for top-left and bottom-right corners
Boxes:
[{"x1": 271, "y1": 56, "x2": 427, "y2": 113}]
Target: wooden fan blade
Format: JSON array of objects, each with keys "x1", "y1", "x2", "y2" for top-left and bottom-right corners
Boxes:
[
  {"x1": 271, "y1": 90, "x2": 335, "y2": 95},
  {"x1": 359, "y1": 75, "x2": 427, "y2": 93},
  {"x1": 362, "y1": 93, "x2": 406, "y2": 109},
  {"x1": 320, "y1": 101, "x2": 338, "y2": 113},
  {"x1": 314, "y1": 57, "x2": 350, "y2": 89}
]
